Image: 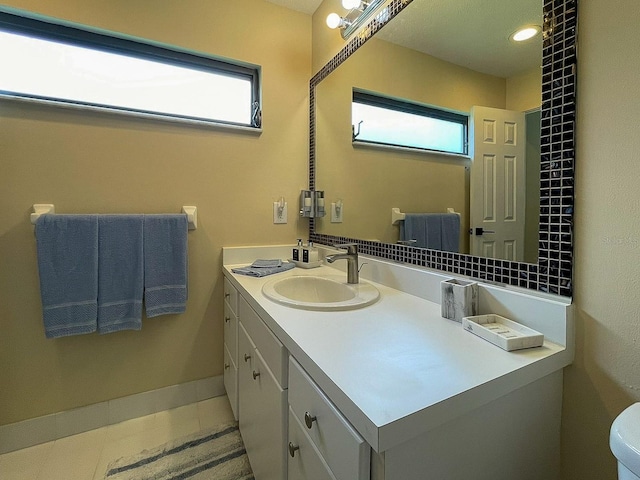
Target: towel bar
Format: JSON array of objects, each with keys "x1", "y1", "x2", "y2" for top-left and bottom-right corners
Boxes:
[
  {"x1": 391, "y1": 207, "x2": 459, "y2": 225},
  {"x1": 30, "y1": 204, "x2": 198, "y2": 230}
]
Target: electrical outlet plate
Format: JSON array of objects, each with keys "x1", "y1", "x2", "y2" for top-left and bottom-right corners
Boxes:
[
  {"x1": 273, "y1": 202, "x2": 288, "y2": 224},
  {"x1": 331, "y1": 202, "x2": 343, "y2": 223}
]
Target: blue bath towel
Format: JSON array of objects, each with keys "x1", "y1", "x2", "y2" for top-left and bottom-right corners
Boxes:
[
  {"x1": 97, "y1": 215, "x2": 144, "y2": 333},
  {"x1": 143, "y1": 215, "x2": 188, "y2": 317},
  {"x1": 35, "y1": 215, "x2": 99, "y2": 338}
]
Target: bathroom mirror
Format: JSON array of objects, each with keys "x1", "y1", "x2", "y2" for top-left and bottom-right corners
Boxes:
[{"x1": 309, "y1": 0, "x2": 576, "y2": 296}]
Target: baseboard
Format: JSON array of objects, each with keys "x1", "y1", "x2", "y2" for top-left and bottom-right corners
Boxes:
[{"x1": 0, "y1": 375, "x2": 224, "y2": 455}]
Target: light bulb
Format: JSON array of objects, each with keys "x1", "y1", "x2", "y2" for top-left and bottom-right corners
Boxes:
[
  {"x1": 342, "y1": 0, "x2": 362, "y2": 9},
  {"x1": 326, "y1": 13, "x2": 342, "y2": 29},
  {"x1": 511, "y1": 25, "x2": 541, "y2": 42}
]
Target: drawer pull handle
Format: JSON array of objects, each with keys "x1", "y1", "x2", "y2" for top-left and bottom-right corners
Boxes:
[
  {"x1": 288, "y1": 442, "x2": 300, "y2": 457},
  {"x1": 244, "y1": 353, "x2": 252, "y2": 362},
  {"x1": 252, "y1": 371, "x2": 260, "y2": 380},
  {"x1": 304, "y1": 412, "x2": 317, "y2": 429},
  {"x1": 225, "y1": 316, "x2": 231, "y2": 323}
]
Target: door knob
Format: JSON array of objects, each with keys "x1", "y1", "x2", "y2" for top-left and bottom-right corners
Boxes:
[
  {"x1": 469, "y1": 227, "x2": 496, "y2": 235},
  {"x1": 244, "y1": 353, "x2": 251, "y2": 362},
  {"x1": 252, "y1": 371, "x2": 260, "y2": 380}
]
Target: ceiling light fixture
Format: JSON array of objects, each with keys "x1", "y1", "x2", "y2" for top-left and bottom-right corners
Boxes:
[
  {"x1": 326, "y1": 0, "x2": 385, "y2": 39},
  {"x1": 510, "y1": 25, "x2": 542, "y2": 42},
  {"x1": 342, "y1": 0, "x2": 369, "y2": 11},
  {"x1": 326, "y1": 12, "x2": 351, "y2": 30}
]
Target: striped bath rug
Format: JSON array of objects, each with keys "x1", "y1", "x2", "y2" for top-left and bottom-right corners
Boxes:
[{"x1": 104, "y1": 422, "x2": 254, "y2": 480}]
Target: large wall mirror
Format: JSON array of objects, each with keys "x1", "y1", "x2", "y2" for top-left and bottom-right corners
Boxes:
[{"x1": 309, "y1": 0, "x2": 576, "y2": 297}]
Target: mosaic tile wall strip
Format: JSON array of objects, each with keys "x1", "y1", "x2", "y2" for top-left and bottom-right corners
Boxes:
[{"x1": 309, "y1": 0, "x2": 576, "y2": 297}]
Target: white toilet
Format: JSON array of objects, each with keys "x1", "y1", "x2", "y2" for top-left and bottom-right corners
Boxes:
[{"x1": 611, "y1": 403, "x2": 640, "y2": 479}]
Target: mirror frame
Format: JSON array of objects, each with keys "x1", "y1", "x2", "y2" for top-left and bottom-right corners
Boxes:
[{"x1": 308, "y1": 0, "x2": 576, "y2": 297}]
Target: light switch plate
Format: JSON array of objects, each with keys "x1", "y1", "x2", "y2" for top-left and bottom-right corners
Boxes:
[{"x1": 273, "y1": 202, "x2": 288, "y2": 224}]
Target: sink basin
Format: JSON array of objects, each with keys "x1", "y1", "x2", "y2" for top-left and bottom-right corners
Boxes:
[{"x1": 262, "y1": 275, "x2": 379, "y2": 311}]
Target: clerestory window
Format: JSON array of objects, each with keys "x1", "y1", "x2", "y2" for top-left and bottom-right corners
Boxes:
[{"x1": 0, "y1": 8, "x2": 261, "y2": 128}]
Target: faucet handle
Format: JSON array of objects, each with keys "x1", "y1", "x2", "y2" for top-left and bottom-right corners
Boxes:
[{"x1": 334, "y1": 242, "x2": 358, "y2": 254}]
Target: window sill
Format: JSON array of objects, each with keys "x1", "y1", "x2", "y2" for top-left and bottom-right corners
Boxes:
[
  {"x1": 0, "y1": 94, "x2": 262, "y2": 135},
  {"x1": 353, "y1": 140, "x2": 469, "y2": 160}
]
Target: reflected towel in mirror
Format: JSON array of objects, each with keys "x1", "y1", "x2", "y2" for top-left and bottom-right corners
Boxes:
[{"x1": 401, "y1": 213, "x2": 460, "y2": 252}]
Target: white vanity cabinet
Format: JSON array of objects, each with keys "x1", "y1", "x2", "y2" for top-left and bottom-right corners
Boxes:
[
  {"x1": 222, "y1": 277, "x2": 239, "y2": 420},
  {"x1": 237, "y1": 296, "x2": 288, "y2": 480},
  {"x1": 222, "y1": 250, "x2": 572, "y2": 480}
]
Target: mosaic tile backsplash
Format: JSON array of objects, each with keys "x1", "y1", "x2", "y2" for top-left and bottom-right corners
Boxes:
[{"x1": 309, "y1": 0, "x2": 576, "y2": 297}]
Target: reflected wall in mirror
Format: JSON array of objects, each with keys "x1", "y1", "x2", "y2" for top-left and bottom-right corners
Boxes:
[{"x1": 309, "y1": 0, "x2": 576, "y2": 296}]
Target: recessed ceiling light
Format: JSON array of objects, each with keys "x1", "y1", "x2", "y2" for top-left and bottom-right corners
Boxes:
[{"x1": 510, "y1": 25, "x2": 542, "y2": 42}]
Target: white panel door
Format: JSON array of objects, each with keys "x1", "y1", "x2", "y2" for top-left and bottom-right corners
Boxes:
[{"x1": 470, "y1": 106, "x2": 526, "y2": 261}]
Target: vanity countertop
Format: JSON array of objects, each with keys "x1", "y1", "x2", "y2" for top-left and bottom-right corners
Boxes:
[{"x1": 223, "y1": 257, "x2": 572, "y2": 453}]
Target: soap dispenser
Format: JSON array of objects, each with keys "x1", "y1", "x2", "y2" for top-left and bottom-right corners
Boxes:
[
  {"x1": 292, "y1": 239, "x2": 302, "y2": 262},
  {"x1": 307, "y1": 241, "x2": 319, "y2": 263}
]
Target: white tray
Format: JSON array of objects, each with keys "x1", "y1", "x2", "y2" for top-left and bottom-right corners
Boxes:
[
  {"x1": 462, "y1": 314, "x2": 544, "y2": 351},
  {"x1": 288, "y1": 258, "x2": 322, "y2": 269}
]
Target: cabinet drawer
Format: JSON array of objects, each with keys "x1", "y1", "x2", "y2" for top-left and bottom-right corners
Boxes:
[
  {"x1": 223, "y1": 344, "x2": 238, "y2": 421},
  {"x1": 223, "y1": 276, "x2": 238, "y2": 316},
  {"x1": 223, "y1": 301, "x2": 238, "y2": 366},
  {"x1": 288, "y1": 406, "x2": 337, "y2": 480},
  {"x1": 239, "y1": 296, "x2": 288, "y2": 388},
  {"x1": 289, "y1": 357, "x2": 370, "y2": 480}
]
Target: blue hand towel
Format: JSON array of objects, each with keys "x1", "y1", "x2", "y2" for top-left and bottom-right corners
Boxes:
[
  {"x1": 143, "y1": 215, "x2": 188, "y2": 318},
  {"x1": 35, "y1": 215, "x2": 99, "y2": 338},
  {"x1": 232, "y1": 261, "x2": 295, "y2": 277},
  {"x1": 97, "y1": 215, "x2": 144, "y2": 333}
]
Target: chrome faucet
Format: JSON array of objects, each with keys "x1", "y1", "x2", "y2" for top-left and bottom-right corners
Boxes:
[{"x1": 325, "y1": 243, "x2": 359, "y2": 284}]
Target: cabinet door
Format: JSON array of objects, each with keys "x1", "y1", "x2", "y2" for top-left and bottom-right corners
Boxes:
[
  {"x1": 239, "y1": 323, "x2": 288, "y2": 480},
  {"x1": 288, "y1": 407, "x2": 337, "y2": 480},
  {"x1": 239, "y1": 296, "x2": 288, "y2": 387}
]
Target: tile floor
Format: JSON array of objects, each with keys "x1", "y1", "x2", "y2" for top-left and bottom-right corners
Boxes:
[{"x1": 0, "y1": 395, "x2": 235, "y2": 480}]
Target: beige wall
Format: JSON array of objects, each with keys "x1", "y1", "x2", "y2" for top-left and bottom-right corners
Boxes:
[
  {"x1": 563, "y1": 0, "x2": 640, "y2": 478},
  {"x1": 506, "y1": 67, "x2": 542, "y2": 112},
  {"x1": 0, "y1": 0, "x2": 310, "y2": 426}
]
